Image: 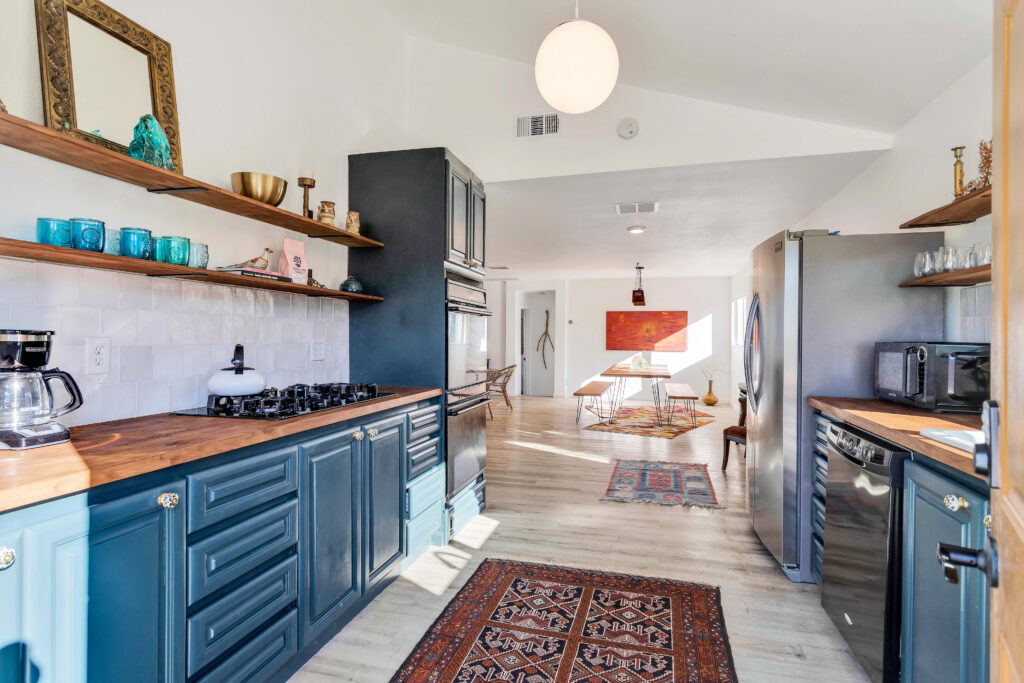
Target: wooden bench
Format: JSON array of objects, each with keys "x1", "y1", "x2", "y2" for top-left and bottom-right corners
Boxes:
[
  {"x1": 664, "y1": 382, "x2": 700, "y2": 428},
  {"x1": 573, "y1": 381, "x2": 613, "y2": 423}
]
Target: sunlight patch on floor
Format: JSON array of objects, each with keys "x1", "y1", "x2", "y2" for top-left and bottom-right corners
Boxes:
[{"x1": 504, "y1": 440, "x2": 611, "y2": 463}]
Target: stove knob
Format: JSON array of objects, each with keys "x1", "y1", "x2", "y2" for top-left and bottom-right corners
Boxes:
[{"x1": 0, "y1": 546, "x2": 15, "y2": 570}]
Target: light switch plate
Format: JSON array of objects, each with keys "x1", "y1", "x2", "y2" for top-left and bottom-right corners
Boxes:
[
  {"x1": 310, "y1": 339, "x2": 326, "y2": 362},
  {"x1": 86, "y1": 337, "x2": 111, "y2": 374}
]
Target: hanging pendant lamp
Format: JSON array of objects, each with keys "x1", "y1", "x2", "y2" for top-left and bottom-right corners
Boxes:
[
  {"x1": 534, "y1": 0, "x2": 619, "y2": 114},
  {"x1": 632, "y1": 263, "x2": 646, "y2": 306}
]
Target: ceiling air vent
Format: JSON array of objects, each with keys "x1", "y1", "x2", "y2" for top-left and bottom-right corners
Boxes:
[
  {"x1": 615, "y1": 201, "x2": 660, "y2": 215},
  {"x1": 516, "y1": 113, "x2": 560, "y2": 138}
]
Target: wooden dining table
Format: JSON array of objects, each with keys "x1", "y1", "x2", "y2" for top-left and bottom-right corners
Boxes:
[{"x1": 598, "y1": 363, "x2": 673, "y2": 425}]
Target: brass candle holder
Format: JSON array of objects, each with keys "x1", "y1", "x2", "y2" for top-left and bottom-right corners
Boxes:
[
  {"x1": 952, "y1": 146, "x2": 965, "y2": 198},
  {"x1": 298, "y1": 176, "x2": 316, "y2": 218}
]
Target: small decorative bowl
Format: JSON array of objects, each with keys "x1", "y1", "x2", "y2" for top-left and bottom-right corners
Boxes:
[{"x1": 230, "y1": 172, "x2": 288, "y2": 207}]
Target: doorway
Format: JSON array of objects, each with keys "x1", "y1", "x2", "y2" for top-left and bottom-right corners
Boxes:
[{"x1": 520, "y1": 290, "x2": 556, "y2": 396}]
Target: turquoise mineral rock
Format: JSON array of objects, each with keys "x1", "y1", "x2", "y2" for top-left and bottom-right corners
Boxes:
[{"x1": 128, "y1": 114, "x2": 174, "y2": 170}]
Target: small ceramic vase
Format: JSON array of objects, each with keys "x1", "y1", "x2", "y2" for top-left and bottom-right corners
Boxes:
[
  {"x1": 317, "y1": 201, "x2": 336, "y2": 226},
  {"x1": 345, "y1": 210, "x2": 361, "y2": 234},
  {"x1": 340, "y1": 275, "x2": 364, "y2": 293},
  {"x1": 70, "y1": 218, "x2": 105, "y2": 252},
  {"x1": 36, "y1": 218, "x2": 72, "y2": 247},
  {"x1": 702, "y1": 380, "x2": 719, "y2": 406}
]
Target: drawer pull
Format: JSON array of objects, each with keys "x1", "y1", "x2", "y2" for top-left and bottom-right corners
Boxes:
[
  {"x1": 943, "y1": 494, "x2": 969, "y2": 512},
  {"x1": 0, "y1": 546, "x2": 15, "y2": 570},
  {"x1": 158, "y1": 492, "x2": 180, "y2": 509}
]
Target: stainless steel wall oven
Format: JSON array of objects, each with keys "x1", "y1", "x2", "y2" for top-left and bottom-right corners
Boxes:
[{"x1": 446, "y1": 277, "x2": 490, "y2": 496}]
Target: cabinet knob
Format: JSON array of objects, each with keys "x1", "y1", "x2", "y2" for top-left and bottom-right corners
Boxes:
[
  {"x1": 984, "y1": 514, "x2": 992, "y2": 531},
  {"x1": 0, "y1": 546, "x2": 15, "y2": 570},
  {"x1": 943, "y1": 494, "x2": 969, "y2": 512},
  {"x1": 353, "y1": 431, "x2": 365, "y2": 441},
  {"x1": 157, "y1": 492, "x2": 180, "y2": 509},
  {"x1": 368, "y1": 428, "x2": 380, "y2": 437}
]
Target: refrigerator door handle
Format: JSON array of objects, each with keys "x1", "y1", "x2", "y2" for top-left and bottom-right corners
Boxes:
[{"x1": 744, "y1": 293, "x2": 763, "y2": 413}]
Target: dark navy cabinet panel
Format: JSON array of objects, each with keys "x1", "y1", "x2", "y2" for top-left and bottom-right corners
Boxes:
[
  {"x1": 188, "y1": 500, "x2": 298, "y2": 604},
  {"x1": 187, "y1": 446, "x2": 298, "y2": 533},
  {"x1": 187, "y1": 555, "x2": 297, "y2": 676},
  {"x1": 447, "y1": 161, "x2": 471, "y2": 266},
  {"x1": 470, "y1": 181, "x2": 486, "y2": 271},
  {"x1": 195, "y1": 610, "x2": 297, "y2": 683},
  {"x1": 408, "y1": 404, "x2": 441, "y2": 443},
  {"x1": 407, "y1": 436, "x2": 441, "y2": 481},
  {"x1": 364, "y1": 414, "x2": 406, "y2": 590},
  {"x1": 902, "y1": 460, "x2": 989, "y2": 683},
  {"x1": 87, "y1": 482, "x2": 185, "y2": 683},
  {"x1": 298, "y1": 427, "x2": 362, "y2": 647}
]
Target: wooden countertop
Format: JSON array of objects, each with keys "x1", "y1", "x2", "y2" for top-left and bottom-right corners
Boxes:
[
  {"x1": 0, "y1": 386, "x2": 441, "y2": 514},
  {"x1": 807, "y1": 397, "x2": 982, "y2": 479}
]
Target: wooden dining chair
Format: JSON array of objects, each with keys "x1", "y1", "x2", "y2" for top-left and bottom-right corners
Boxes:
[
  {"x1": 722, "y1": 395, "x2": 747, "y2": 470},
  {"x1": 485, "y1": 365, "x2": 516, "y2": 419}
]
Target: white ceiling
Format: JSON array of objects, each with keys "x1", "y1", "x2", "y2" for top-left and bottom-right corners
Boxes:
[
  {"x1": 384, "y1": 0, "x2": 990, "y2": 132},
  {"x1": 484, "y1": 151, "x2": 883, "y2": 280}
]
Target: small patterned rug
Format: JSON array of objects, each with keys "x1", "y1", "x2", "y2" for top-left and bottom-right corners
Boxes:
[
  {"x1": 602, "y1": 460, "x2": 723, "y2": 509},
  {"x1": 391, "y1": 558, "x2": 737, "y2": 683},
  {"x1": 585, "y1": 406, "x2": 714, "y2": 439}
]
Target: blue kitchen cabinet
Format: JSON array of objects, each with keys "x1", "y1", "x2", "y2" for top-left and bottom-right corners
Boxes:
[
  {"x1": 298, "y1": 426, "x2": 362, "y2": 647},
  {"x1": 0, "y1": 480, "x2": 185, "y2": 683},
  {"x1": 363, "y1": 414, "x2": 407, "y2": 593},
  {"x1": 902, "y1": 460, "x2": 989, "y2": 683}
]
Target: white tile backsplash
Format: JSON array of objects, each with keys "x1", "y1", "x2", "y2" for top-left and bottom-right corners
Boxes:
[
  {"x1": 1, "y1": 260, "x2": 350, "y2": 425},
  {"x1": 958, "y1": 284, "x2": 991, "y2": 343}
]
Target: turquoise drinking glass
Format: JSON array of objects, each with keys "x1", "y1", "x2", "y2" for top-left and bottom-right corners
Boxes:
[
  {"x1": 36, "y1": 218, "x2": 72, "y2": 247},
  {"x1": 188, "y1": 242, "x2": 209, "y2": 269},
  {"x1": 154, "y1": 237, "x2": 172, "y2": 263},
  {"x1": 157, "y1": 236, "x2": 190, "y2": 265},
  {"x1": 102, "y1": 228, "x2": 121, "y2": 256},
  {"x1": 70, "y1": 218, "x2": 105, "y2": 252},
  {"x1": 120, "y1": 227, "x2": 152, "y2": 259}
]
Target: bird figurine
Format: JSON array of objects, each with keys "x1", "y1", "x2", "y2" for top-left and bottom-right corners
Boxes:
[{"x1": 225, "y1": 248, "x2": 273, "y2": 271}]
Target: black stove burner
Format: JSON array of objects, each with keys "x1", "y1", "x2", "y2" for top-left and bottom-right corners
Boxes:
[{"x1": 174, "y1": 383, "x2": 393, "y2": 420}]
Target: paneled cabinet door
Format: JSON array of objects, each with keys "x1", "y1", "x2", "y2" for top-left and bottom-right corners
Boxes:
[
  {"x1": 363, "y1": 414, "x2": 407, "y2": 591},
  {"x1": 86, "y1": 483, "x2": 186, "y2": 683},
  {"x1": 469, "y1": 182, "x2": 486, "y2": 271},
  {"x1": 447, "y1": 162, "x2": 471, "y2": 267},
  {"x1": 298, "y1": 427, "x2": 363, "y2": 647},
  {"x1": 902, "y1": 461, "x2": 989, "y2": 683}
]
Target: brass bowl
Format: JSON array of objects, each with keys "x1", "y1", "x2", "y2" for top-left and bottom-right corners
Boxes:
[{"x1": 231, "y1": 172, "x2": 288, "y2": 207}]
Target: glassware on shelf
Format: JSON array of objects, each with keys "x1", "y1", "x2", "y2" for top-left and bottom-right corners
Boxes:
[
  {"x1": 936, "y1": 246, "x2": 954, "y2": 273},
  {"x1": 972, "y1": 243, "x2": 992, "y2": 266},
  {"x1": 913, "y1": 251, "x2": 928, "y2": 277}
]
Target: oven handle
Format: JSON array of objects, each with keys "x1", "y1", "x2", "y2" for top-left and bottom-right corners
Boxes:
[
  {"x1": 448, "y1": 398, "x2": 491, "y2": 417},
  {"x1": 448, "y1": 304, "x2": 492, "y2": 317}
]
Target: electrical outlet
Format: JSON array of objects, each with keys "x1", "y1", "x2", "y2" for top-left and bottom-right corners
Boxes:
[
  {"x1": 86, "y1": 337, "x2": 111, "y2": 374},
  {"x1": 310, "y1": 339, "x2": 326, "y2": 362}
]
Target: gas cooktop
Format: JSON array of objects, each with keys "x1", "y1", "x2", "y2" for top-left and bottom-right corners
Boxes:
[{"x1": 173, "y1": 383, "x2": 395, "y2": 420}]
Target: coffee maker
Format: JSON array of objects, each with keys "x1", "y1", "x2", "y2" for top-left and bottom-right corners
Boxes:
[{"x1": 0, "y1": 330, "x2": 83, "y2": 449}]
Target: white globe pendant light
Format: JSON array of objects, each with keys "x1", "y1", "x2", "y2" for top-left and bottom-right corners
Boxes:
[{"x1": 534, "y1": 1, "x2": 619, "y2": 114}]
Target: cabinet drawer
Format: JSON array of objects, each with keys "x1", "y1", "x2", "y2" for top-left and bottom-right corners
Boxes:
[
  {"x1": 187, "y1": 555, "x2": 298, "y2": 676},
  {"x1": 811, "y1": 495, "x2": 827, "y2": 538},
  {"x1": 407, "y1": 437, "x2": 442, "y2": 481},
  {"x1": 188, "y1": 500, "x2": 298, "y2": 604},
  {"x1": 194, "y1": 609, "x2": 298, "y2": 683},
  {"x1": 408, "y1": 404, "x2": 441, "y2": 442},
  {"x1": 188, "y1": 446, "x2": 299, "y2": 533},
  {"x1": 449, "y1": 476, "x2": 485, "y2": 540},
  {"x1": 407, "y1": 464, "x2": 445, "y2": 519},
  {"x1": 407, "y1": 500, "x2": 445, "y2": 565},
  {"x1": 811, "y1": 534, "x2": 825, "y2": 584}
]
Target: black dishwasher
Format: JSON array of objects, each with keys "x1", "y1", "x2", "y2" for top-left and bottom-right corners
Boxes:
[{"x1": 820, "y1": 422, "x2": 909, "y2": 683}]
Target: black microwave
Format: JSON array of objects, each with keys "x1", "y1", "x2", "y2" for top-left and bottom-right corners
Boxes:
[{"x1": 874, "y1": 342, "x2": 990, "y2": 413}]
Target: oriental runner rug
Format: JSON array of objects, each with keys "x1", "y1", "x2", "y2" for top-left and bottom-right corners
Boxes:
[
  {"x1": 391, "y1": 559, "x2": 737, "y2": 683},
  {"x1": 601, "y1": 460, "x2": 723, "y2": 509},
  {"x1": 585, "y1": 406, "x2": 714, "y2": 439}
]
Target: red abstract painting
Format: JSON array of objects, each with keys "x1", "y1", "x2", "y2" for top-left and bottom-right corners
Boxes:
[{"x1": 606, "y1": 311, "x2": 688, "y2": 351}]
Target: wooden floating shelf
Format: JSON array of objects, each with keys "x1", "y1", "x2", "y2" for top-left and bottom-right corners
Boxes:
[
  {"x1": 0, "y1": 111, "x2": 382, "y2": 248},
  {"x1": 0, "y1": 238, "x2": 383, "y2": 302},
  {"x1": 900, "y1": 186, "x2": 992, "y2": 229},
  {"x1": 899, "y1": 264, "x2": 991, "y2": 288}
]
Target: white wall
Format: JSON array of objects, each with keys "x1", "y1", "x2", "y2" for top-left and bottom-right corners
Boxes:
[
  {"x1": 729, "y1": 262, "x2": 753, "y2": 409},
  {"x1": 504, "y1": 279, "x2": 569, "y2": 397},
  {"x1": 403, "y1": 37, "x2": 892, "y2": 183},
  {"x1": 797, "y1": 56, "x2": 994, "y2": 341},
  {"x1": 522, "y1": 291, "x2": 556, "y2": 396},
  {"x1": 565, "y1": 276, "x2": 731, "y2": 401},
  {"x1": 483, "y1": 280, "x2": 507, "y2": 369},
  {"x1": 0, "y1": 0, "x2": 415, "y2": 417}
]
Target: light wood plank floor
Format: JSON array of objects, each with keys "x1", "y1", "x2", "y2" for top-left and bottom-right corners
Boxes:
[{"x1": 293, "y1": 396, "x2": 868, "y2": 682}]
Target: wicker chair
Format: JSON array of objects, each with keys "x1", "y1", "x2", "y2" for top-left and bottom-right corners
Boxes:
[
  {"x1": 485, "y1": 365, "x2": 516, "y2": 419},
  {"x1": 722, "y1": 395, "x2": 747, "y2": 470}
]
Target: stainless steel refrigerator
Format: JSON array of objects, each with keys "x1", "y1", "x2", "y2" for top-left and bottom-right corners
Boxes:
[{"x1": 742, "y1": 230, "x2": 944, "y2": 582}]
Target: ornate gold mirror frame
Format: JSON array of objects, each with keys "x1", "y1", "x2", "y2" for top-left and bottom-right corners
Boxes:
[{"x1": 34, "y1": 0, "x2": 183, "y2": 173}]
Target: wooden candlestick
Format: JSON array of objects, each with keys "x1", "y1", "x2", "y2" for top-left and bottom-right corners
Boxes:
[{"x1": 298, "y1": 176, "x2": 316, "y2": 218}]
